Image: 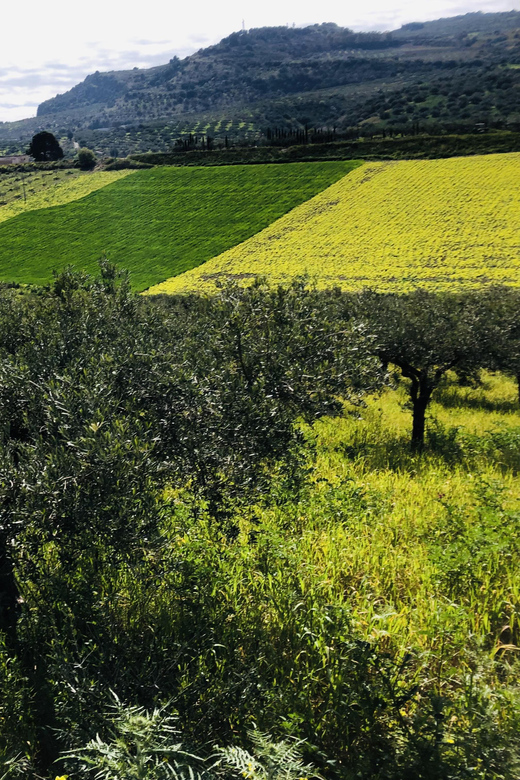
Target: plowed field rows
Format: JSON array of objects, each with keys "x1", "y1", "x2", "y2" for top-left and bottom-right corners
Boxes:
[
  {"x1": 0, "y1": 161, "x2": 358, "y2": 290},
  {"x1": 149, "y1": 152, "x2": 520, "y2": 295}
]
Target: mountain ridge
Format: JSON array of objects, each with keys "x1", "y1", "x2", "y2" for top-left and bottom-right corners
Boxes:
[
  {"x1": 36, "y1": 12, "x2": 520, "y2": 119},
  {"x1": 2, "y1": 11, "x2": 520, "y2": 156}
]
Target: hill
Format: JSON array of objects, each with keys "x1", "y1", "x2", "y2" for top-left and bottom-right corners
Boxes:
[
  {"x1": 392, "y1": 10, "x2": 520, "y2": 37},
  {"x1": 0, "y1": 161, "x2": 358, "y2": 290},
  {"x1": 148, "y1": 152, "x2": 520, "y2": 295},
  {"x1": 2, "y1": 11, "x2": 520, "y2": 157}
]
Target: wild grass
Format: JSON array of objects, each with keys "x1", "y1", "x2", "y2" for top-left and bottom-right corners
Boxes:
[
  {"x1": 82, "y1": 371, "x2": 519, "y2": 771},
  {"x1": 176, "y1": 372, "x2": 518, "y2": 749},
  {"x1": 0, "y1": 161, "x2": 359, "y2": 291},
  {"x1": 94, "y1": 373, "x2": 517, "y2": 776},
  {"x1": 3, "y1": 369, "x2": 519, "y2": 778},
  {"x1": 303, "y1": 372, "x2": 520, "y2": 656}
]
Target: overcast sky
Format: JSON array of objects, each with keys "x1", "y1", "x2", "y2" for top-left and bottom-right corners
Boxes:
[{"x1": 0, "y1": 0, "x2": 518, "y2": 123}]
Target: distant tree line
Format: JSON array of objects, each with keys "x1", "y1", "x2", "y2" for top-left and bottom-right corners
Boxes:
[
  {"x1": 175, "y1": 133, "x2": 215, "y2": 150},
  {"x1": 259, "y1": 120, "x2": 508, "y2": 149}
]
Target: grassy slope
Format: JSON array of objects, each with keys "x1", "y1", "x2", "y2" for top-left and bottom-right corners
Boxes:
[
  {"x1": 150, "y1": 152, "x2": 520, "y2": 295},
  {"x1": 0, "y1": 161, "x2": 360, "y2": 291},
  {"x1": 0, "y1": 169, "x2": 134, "y2": 224},
  {"x1": 152, "y1": 371, "x2": 520, "y2": 759},
  {"x1": 204, "y1": 369, "x2": 520, "y2": 657},
  {"x1": 295, "y1": 371, "x2": 520, "y2": 662}
]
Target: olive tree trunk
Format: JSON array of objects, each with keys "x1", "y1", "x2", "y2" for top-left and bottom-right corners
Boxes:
[
  {"x1": 410, "y1": 375, "x2": 433, "y2": 450},
  {"x1": 0, "y1": 532, "x2": 20, "y2": 651}
]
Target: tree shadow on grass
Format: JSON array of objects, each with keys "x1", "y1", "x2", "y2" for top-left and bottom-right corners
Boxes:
[
  {"x1": 337, "y1": 415, "x2": 520, "y2": 475},
  {"x1": 433, "y1": 380, "x2": 518, "y2": 415}
]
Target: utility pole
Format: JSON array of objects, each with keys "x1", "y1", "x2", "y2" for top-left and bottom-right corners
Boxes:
[{"x1": 20, "y1": 170, "x2": 26, "y2": 204}]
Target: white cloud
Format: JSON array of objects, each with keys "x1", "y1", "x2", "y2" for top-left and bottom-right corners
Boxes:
[{"x1": 0, "y1": 0, "x2": 519, "y2": 121}]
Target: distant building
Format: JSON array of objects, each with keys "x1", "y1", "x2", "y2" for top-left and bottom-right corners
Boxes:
[{"x1": 0, "y1": 154, "x2": 32, "y2": 165}]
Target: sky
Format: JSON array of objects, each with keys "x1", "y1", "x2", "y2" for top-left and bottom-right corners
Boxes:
[{"x1": 0, "y1": 0, "x2": 518, "y2": 123}]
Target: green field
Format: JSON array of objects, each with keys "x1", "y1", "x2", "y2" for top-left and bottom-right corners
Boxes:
[
  {"x1": 0, "y1": 161, "x2": 360, "y2": 291},
  {"x1": 151, "y1": 153, "x2": 520, "y2": 295},
  {"x1": 0, "y1": 168, "x2": 133, "y2": 223}
]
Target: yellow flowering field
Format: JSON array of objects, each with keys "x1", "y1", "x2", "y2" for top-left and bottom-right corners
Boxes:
[
  {"x1": 147, "y1": 153, "x2": 520, "y2": 295},
  {"x1": 0, "y1": 168, "x2": 135, "y2": 225}
]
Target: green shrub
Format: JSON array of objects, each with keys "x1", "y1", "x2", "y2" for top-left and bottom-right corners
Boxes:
[{"x1": 77, "y1": 147, "x2": 97, "y2": 169}]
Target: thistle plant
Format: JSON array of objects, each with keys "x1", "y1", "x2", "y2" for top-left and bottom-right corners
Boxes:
[
  {"x1": 65, "y1": 695, "x2": 207, "y2": 780},
  {"x1": 217, "y1": 731, "x2": 321, "y2": 780},
  {"x1": 0, "y1": 754, "x2": 33, "y2": 780}
]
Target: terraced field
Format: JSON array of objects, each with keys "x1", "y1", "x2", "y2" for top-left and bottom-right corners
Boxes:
[
  {"x1": 149, "y1": 152, "x2": 520, "y2": 295},
  {"x1": 0, "y1": 161, "x2": 359, "y2": 290},
  {"x1": 0, "y1": 169, "x2": 133, "y2": 223}
]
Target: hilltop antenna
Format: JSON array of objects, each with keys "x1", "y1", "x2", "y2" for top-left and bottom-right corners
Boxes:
[{"x1": 242, "y1": 19, "x2": 245, "y2": 31}]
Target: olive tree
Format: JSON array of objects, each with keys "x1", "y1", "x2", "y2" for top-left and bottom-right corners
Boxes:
[
  {"x1": 472, "y1": 286, "x2": 520, "y2": 403},
  {"x1": 151, "y1": 279, "x2": 384, "y2": 510},
  {"x1": 360, "y1": 289, "x2": 484, "y2": 449},
  {"x1": 0, "y1": 272, "x2": 382, "y2": 772}
]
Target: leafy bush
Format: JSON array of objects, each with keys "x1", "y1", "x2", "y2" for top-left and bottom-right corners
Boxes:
[{"x1": 77, "y1": 147, "x2": 97, "y2": 169}]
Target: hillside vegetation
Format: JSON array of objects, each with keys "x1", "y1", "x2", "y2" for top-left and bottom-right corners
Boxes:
[
  {"x1": 37, "y1": 13, "x2": 520, "y2": 138},
  {"x1": 150, "y1": 152, "x2": 520, "y2": 295},
  {"x1": 2, "y1": 12, "x2": 520, "y2": 157},
  {"x1": 0, "y1": 161, "x2": 358, "y2": 290},
  {"x1": 1, "y1": 273, "x2": 519, "y2": 780}
]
